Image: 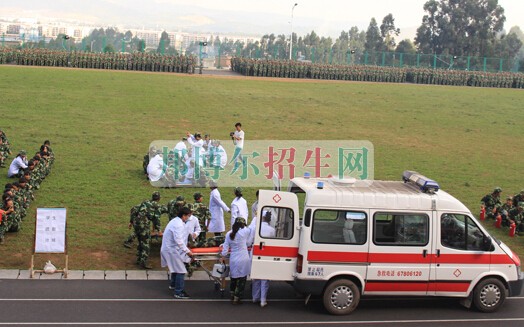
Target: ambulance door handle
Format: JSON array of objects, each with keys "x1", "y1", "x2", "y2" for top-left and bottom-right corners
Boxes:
[
  {"x1": 436, "y1": 249, "x2": 440, "y2": 257},
  {"x1": 259, "y1": 242, "x2": 265, "y2": 250},
  {"x1": 422, "y1": 249, "x2": 427, "y2": 258}
]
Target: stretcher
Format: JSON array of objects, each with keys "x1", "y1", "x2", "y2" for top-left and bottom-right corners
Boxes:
[{"x1": 190, "y1": 247, "x2": 227, "y2": 296}]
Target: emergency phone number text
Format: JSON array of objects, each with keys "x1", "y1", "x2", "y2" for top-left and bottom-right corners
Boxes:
[{"x1": 377, "y1": 270, "x2": 423, "y2": 277}]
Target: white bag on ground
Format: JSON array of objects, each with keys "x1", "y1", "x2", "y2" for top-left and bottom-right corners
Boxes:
[{"x1": 43, "y1": 260, "x2": 57, "y2": 274}]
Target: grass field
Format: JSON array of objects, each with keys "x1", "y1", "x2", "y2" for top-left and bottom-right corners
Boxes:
[{"x1": 0, "y1": 65, "x2": 523, "y2": 270}]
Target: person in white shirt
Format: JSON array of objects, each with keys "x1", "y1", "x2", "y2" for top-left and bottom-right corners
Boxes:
[
  {"x1": 185, "y1": 204, "x2": 202, "y2": 246},
  {"x1": 230, "y1": 187, "x2": 249, "y2": 228},
  {"x1": 209, "y1": 140, "x2": 227, "y2": 169},
  {"x1": 231, "y1": 122, "x2": 244, "y2": 169},
  {"x1": 186, "y1": 132, "x2": 205, "y2": 167},
  {"x1": 252, "y1": 210, "x2": 276, "y2": 307},
  {"x1": 251, "y1": 190, "x2": 259, "y2": 222},
  {"x1": 161, "y1": 207, "x2": 193, "y2": 299},
  {"x1": 174, "y1": 137, "x2": 189, "y2": 164},
  {"x1": 208, "y1": 180, "x2": 230, "y2": 236},
  {"x1": 220, "y1": 217, "x2": 256, "y2": 304},
  {"x1": 203, "y1": 134, "x2": 211, "y2": 151},
  {"x1": 146, "y1": 151, "x2": 166, "y2": 182},
  {"x1": 8, "y1": 150, "x2": 28, "y2": 178}
]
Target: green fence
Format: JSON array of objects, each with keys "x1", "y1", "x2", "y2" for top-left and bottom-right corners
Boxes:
[{"x1": 233, "y1": 46, "x2": 521, "y2": 73}]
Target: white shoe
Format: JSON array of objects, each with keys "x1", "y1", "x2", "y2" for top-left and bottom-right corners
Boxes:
[{"x1": 260, "y1": 301, "x2": 267, "y2": 308}]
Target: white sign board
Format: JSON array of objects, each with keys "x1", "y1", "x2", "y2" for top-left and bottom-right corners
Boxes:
[{"x1": 35, "y1": 208, "x2": 67, "y2": 253}]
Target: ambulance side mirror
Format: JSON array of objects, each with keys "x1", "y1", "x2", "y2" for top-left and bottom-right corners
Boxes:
[{"x1": 482, "y1": 236, "x2": 493, "y2": 252}]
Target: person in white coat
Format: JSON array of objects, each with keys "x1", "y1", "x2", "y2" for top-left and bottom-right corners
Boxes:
[
  {"x1": 161, "y1": 207, "x2": 193, "y2": 299},
  {"x1": 186, "y1": 132, "x2": 205, "y2": 167},
  {"x1": 208, "y1": 181, "x2": 230, "y2": 236},
  {"x1": 147, "y1": 151, "x2": 166, "y2": 182},
  {"x1": 220, "y1": 217, "x2": 255, "y2": 304},
  {"x1": 252, "y1": 211, "x2": 276, "y2": 307},
  {"x1": 251, "y1": 190, "x2": 259, "y2": 222},
  {"x1": 7, "y1": 150, "x2": 28, "y2": 178},
  {"x1": 185, "y1": 204, "x2": 202, "y2": 247},
  {"x1": 230, "y1": 187, "x2": 249, "y2": 228}
]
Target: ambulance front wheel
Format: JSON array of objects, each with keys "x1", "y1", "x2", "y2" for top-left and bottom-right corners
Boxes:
[
  {"x1": 322, "y1": 279, "x2": 360, "y2": 315},
  {"x1": 472, "y1": 278, "x2": 507, "y2": 313}
]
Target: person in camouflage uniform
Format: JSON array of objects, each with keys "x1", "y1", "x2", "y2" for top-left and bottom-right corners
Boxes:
[
  {"x1": 509, "y1": 203, "x2": 524, "y2": 234},
  {"x1": 192, "y1": 192, "x2": 210, "y2": 247},
  {"x1": 167, "y1": 196, "x2": 186, "y2": 221},
  {"x1": 134, "y1": 192, "x2": 167, "y2": 269},
  {"x1": 0, "y1": 131, "x2": 11, "y2": 168},
  {"x1": 0, "y1": 207, "x2": 7, "y2": 244},
  {"x1": 499, "y1": 196, "x2": 514, "y2": 227},
  {"x1": 481, "y1": 187, "x2": 502, "y2": 220},
  {"x1": 512, "y1": 190, "x2": 524, "y2": 207},
  {"x1": 123, "y1": 204, "x2": 142, "y2": 248}
]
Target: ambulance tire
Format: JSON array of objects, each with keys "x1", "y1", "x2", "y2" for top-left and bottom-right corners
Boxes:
[
  {"x1": 472, "y1": 278, "x2": 506, "y2": 313},
  {"x1": 322, "y1": 279, "x2": 360, "y2": 315}
]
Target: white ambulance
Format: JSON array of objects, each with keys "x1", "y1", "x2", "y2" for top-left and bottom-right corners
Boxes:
[{"x1": 250, "y1": 171, "x2": 524, "y2": 315}]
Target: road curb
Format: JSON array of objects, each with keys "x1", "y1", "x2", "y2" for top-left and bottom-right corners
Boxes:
[{"x1": 0, "y1": 269, "x2": 212, "y2": 281}]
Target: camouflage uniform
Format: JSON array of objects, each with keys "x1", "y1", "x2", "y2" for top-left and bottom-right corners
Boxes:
[
  {"x1": 123, "y1": 204, "x2": 141, "y2": 248},
  {"x1": 508, "y1": 204, "x2": 524, "y2": 233},
  {"x1": 499, "y1": 197, "x2": 514, "y2": 227},
  {"x1": 166, "y1": 196, "x2": 186, "y2": 221},
  {"x1": 512, "y1": 191, "x2": 524, "y2": 207},
  {"x1": 134, "y1": 196, "x2": 167, "y2": 268},
  {"x1": 142, "y1": 153, "x2": 149, "y2": 177},
  {"x1": 0, "y1": 209, "x2": 7, "y2": 244},
  {"x1": 193, "y1": 193, "x2": 211, "y2": 247},
  {"x1": 481, "y1": 188, "x2": 502, "y2": 219}
]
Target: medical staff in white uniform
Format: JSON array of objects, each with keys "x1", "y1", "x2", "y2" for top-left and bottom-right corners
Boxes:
[
  {"x1": 7, "y1": 150, "x2": 28, "y2": 178},
  {"x1": 252, "y1": 211, "x2": 276, "y2": 307},
  {"x1": 220, "y1": 217, "x2": 255, "y2": 304},
  {"x1": 161, "y1": 207, "x2": 193, "y2": 299},
  {"x1": 186, "y1": 132, "x2": 205, "y2": 167},
  {"x1": 185, "y1": 204, "x2": 202, "y2": 245},
  {"x1": 230, "y1": 187, "x2": 249, "y2": 228},
  {"x1": 208, "y1": 180, "x2": 230, "y2": 235},
  {"x1": 147, "y1": 151, "x2": 165, "y2": 182}
]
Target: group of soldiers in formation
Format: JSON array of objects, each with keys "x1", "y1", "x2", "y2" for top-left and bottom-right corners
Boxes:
[
  {"x1": 231, "y1": 57, "x2": 524, "y2": 89},
  {"x1": 0, "y1": 130, "x2": 11, "y2": 168},
  {"x1": 0, "y1": 48, "x2": 197, "y2": 73},
  {"x1": 0, "y1": 135, "x2": 55, "y2": 244},
  {"x1": 123, "y1": 191, "x2": 216, "y2": 270},
  {"x1": 481, "y1": 187, "x2": 524, "y2": 233}
]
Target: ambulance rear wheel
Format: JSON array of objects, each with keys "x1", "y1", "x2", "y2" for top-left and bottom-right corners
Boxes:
[
  {"x1": 472, "y1": 278, "x2": 506, "y2": 313},
  {"x1": 322, "y1": 279, "x2": 360, "y2": 315}
]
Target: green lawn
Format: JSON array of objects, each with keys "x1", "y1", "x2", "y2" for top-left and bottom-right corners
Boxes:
[{"x1": 0, "y1": 66, "x2": 523, "y2": 269}]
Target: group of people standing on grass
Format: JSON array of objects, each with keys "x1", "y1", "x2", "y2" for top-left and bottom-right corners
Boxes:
[
  {"x1": 125, "y1": 186, "x2": 273, "y2": 307},
  {"x1": 143, "y1": 122, "x2": 245, "y2": 187},
  {"x1": 0, "y1": 138, "x2": 54, "y2": 244},
  {"x1": 481, "y1": 187, "x2": 524, "y2": 233}
]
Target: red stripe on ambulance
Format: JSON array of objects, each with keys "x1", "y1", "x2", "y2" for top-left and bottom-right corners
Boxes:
[
  {"x1": 253, "y1": 246, "x2": 299, "y2": 257},
  {"x1": 307, "y1": 251, "x2": 514, "y2": 265}
]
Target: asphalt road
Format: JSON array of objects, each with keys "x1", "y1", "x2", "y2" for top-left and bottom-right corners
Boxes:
[{"x1": 0, "y1": 279, "x2": 523, "y2": 326}]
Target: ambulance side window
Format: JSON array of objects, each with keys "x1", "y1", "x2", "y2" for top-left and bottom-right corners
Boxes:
[
  {"x1": 441, "y1": 214, "x2": 487, "y2": 251},
  {"x1": 312, "y1": 210, "x2": 367, "y2": 245},
  {"x1": 259, "y1": 206, "x2": 294, "y2": 240},
  {"x1": 373, "y1": 213, "x2": 429, "y2": 246}
]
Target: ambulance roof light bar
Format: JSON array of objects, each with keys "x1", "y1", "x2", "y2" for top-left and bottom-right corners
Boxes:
[{"x1": 402, "y1": 171, "x2": 440, "y2": 194}]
